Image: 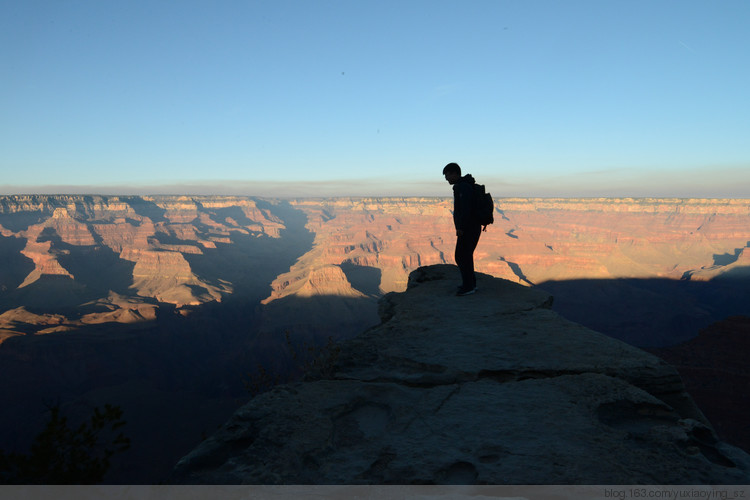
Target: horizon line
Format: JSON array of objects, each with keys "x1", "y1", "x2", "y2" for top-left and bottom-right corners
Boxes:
[
  {"x1": 3, "y1": 167, "x2": 749, "y2": 199},
  {"x1": 1, "y1": 192, "x2": 749, "y2": 202}
]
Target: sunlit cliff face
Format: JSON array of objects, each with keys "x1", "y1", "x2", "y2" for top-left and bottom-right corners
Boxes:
[
  {"x1": 0, "y1": 195, "x2": 286, "y2": 342},
  {"x1": 1, "y1": 195, "x2": 749, "y2": 343},
  {"x1": 274, "y1": 197, "x2": 750, "y2": 296}
]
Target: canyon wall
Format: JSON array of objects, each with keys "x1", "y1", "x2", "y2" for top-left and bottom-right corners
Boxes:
[
  {"x1": 280, "y1": 197, "x2": 750, "y2": 293},
  {"x1": 3, "y1": 195, "x2": 749, "y2": 343},
  {"x1": 261, "y1": 196, "x2": 750, "y2": 346},
  {"x1": 0, "y1": 195, "x2": 285, "y2": 342},
  {"x1": 1, "y1": 195, "x2": 749, "y2": 482},
  {"x1": 0, "y1": 195, "x2": 309, "y2": 483}
]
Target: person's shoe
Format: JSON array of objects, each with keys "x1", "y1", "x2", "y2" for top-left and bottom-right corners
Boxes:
[
  {"x1": 456, "y1": 286, "x2": 477, "y2": 296},
  {"x1": 456, "y1": 284, "x2": 478, "y2": 291}
]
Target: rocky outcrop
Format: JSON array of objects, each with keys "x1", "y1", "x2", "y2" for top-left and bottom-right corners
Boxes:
[
  {"x1": 18, "y1": 235, "x2": 74, "y2": 287},
  {"x1": 0, "y1": 195, "x2": 286, "y2": 337},
  {"x1": 651, "y1": 316, "x2": 750, "y2": 454},
  {"x1": 0, "y1": 307, "x2": 70, "y2": 340},
  {"x1": 170, "y1": 265, "x2": 750, "y2": 484},
  {"x1": 264, "y1": 265, "x2": 366, "y2": 302},
  {"x1": 126, "y1": 248, "x2": 229, "y2": 306}
]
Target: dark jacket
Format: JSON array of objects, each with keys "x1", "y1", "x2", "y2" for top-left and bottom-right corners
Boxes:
[{"x1": 452, "y1": 174, "x2": 479, "y2": 231}]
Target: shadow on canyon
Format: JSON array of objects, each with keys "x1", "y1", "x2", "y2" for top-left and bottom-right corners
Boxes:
[
  {"x1": 3, "y1": 266, "x2": 749, "y2": 483},
  {"x1": 0, "y1": 233, "x2": 34, "y2": 294},
  {"x1": 0, "y1": 200, "x2": 317, "y2": 315},
  {"x1": 0, "y1": 293, "x2": 379, "y2": 484},
  {"x1": 121, "y1": 196, "x2": 168, "y2": 223},
  {"x1": 183, "y1": 200, "x2": 315, "y2": 301},
  {"x1": 3, "y1": 190, "x2": 750, "y2": 484},
  {"x1": 0, "y1": 201, "x2": 382, "y2": 483},
  {"x1": 536, "y1": 268, "x2": 750, "y2": 348},
  {"x1": 0, "y1": 210, "x2": 46, "y2": 233},
  {"x1": 537, "y1": 270, "x2": 750, "y2": 455}
]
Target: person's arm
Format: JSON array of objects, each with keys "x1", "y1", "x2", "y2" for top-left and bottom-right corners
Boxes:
[{"x1": 455, "y1": 183, "x2": 473, "y2": 233}]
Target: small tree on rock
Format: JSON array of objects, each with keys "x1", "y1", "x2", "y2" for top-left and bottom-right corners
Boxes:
[{"x1": 0, "y1": 403, "x2": 130, "y2": 484}]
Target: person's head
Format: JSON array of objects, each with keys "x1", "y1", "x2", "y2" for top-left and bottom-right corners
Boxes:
[{"x1": 443, "y1": 163, "x2": 461, "y2": 185}]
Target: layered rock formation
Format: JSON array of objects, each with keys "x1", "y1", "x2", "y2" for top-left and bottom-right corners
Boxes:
[
  {"x1": 265, "y1": 198, "x2": 454, "y2": 300},
  {"x1": 0, "y1": 195, "x2": 285, "y2": 340},
  {"x1": 3, "y1": 195, "x2": 749, "y2": 345},
  {"x1": 3, "y1": 195, "x2": 750, "y2": 482},
  {"x1": 493, "y1": 198, "x2": 750, "y2": 283},
  {"x1": 171, "y1": 265, "x2": 750, "y2": 484},
  {"x1": 258, "y1": 197, "x2": 750, "y2": 348},
  {"x1": 280, "y1": 197, "x2": 750, "y2": 293}
]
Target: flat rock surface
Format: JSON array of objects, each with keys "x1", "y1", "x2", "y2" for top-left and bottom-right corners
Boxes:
[{"x1": 171, "y1": 265, "x2": 750, "y2": 484}]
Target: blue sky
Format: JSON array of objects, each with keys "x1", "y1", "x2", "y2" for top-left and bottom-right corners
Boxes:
[{"x1": 2, "y1": 0, "x2": 749, "y2": 197}]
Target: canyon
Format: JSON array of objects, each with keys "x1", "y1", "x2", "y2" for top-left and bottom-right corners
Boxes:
[
  {"x1": 2, "y1": 195, "x2": 749, "y2": 344},
  {"x1": 0, "y1": 195, "x2": 749, "y2": 482}
]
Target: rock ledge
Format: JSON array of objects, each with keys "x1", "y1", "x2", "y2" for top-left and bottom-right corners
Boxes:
[{"x1": 171, "y1": 265, "x2": 750, "y2": 484}]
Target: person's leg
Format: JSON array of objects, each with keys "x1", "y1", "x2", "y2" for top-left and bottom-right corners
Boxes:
[
  {"x1": 454, "y1": 236, "x2": 469, "y2": 289},
  {"x1": 455, "y1": 227, "x2": 481, "y2": 290}
]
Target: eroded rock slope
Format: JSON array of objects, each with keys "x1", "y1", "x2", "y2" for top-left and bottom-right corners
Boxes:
[{"x1": 171, "y1": 265, "x2": 750, "y2": 484}]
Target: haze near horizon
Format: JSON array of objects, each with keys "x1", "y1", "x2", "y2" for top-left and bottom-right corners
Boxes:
[{"x1": 2, "y1": 0, "x2": 749, "y2": 198}]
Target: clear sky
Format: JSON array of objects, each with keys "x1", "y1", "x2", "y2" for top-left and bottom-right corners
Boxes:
[{"x1": 2, "y1": 0, "x2": 749, "y2": 198}]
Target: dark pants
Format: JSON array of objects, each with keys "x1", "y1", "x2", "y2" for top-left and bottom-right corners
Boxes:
[{"x1": 455, "y1": 225, "x2": 482, "y2": 289}]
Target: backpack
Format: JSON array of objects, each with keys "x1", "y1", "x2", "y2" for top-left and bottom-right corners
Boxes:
[{"x1": 472, "y1": 183, "x2": 494, "y2": 231}]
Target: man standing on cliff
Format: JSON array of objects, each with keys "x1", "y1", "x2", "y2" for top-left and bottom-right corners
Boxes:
[{"x1": 443, "y1": 162, "x2": 482, "y2": 296}]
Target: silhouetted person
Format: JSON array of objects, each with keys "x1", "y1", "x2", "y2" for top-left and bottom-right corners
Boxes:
[{"x1": 443, "y1": 162, "x2": 482, "y2": 296}]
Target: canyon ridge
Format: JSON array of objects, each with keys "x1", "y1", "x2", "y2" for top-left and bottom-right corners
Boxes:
[{"x1": 0, "y1": 195, "x2": 748, "y2": 482}]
